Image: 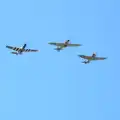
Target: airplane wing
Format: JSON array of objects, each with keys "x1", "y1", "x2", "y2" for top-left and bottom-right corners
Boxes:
[
  {"x1": 23, "y1": 49, "x2": 39, "y2": 52},
  {"x1": 66, "y1": 43, "x2": 81, "y2": 47},
  {"x1": 48, "y1": 42, "x2": 65, "y2": 46},
  {"x1": 48, "y1": 42, "x2": 81, "y2": 47},
  {"x1": 94, "y1": 57, "x2": 107, "y2": 60},
  {"x1": 6, "y1": 45, "x2": 21, "y2": 51},
  {"x1": 78, "y1": 55, "x2": 87, "y2": 59}
]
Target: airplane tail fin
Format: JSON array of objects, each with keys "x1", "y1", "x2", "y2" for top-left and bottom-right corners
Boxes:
[
  {"x1": 65, "y1": 40, "x2": 70, "y2": 44},
  {"x1": 92, "y1": 52, "x2": 97, "y2": 57},
  {"x1": 22, "y1": 44, "x2": 27, "y2": 49}
]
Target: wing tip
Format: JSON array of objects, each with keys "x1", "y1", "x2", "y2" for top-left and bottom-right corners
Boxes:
[
  {"x1": 75, "y1": 44, "x2": 82, "y2": 46},
  {"x1": 48, "y1": 42, "x2": 51, "y2": 45},
  {"x1": 77, "y1": 54, "x2": 83, "y2": 57},
  {"x1": 78, "y1": 44, "x2": 82, "y2": 46},
  {"x1": 48, "y1": 42, "x2": 54, "y2": 44},
  {"x1": 33, "y1": 49, "x2": 39, "y2": 52}
]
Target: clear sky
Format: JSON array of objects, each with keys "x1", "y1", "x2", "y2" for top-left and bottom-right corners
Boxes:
[{"x1": 0, "y1": 0, "x2": 119, "y2": 120}]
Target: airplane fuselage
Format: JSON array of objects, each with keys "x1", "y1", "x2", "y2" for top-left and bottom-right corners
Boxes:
[
  {"x1": 11, "y1": 51, "x2": 23, "y2": 55},
  {"x1": 11, "y1": 44, "x2": 27, "y2": 55},
  {"x1": 55, "y1": 40, "x2": 70, "y2": 51},
  {"x1": 80, "y1": 55, "x2": 96, "y2": 60}
]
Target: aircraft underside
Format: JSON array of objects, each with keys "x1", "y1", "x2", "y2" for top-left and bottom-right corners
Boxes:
[
  {"x1": 11, "y1": 50, "x2": 23, "y2": 55},
  {"x1": 82, "y1": 60, "x2": 90, "y2": 64}
]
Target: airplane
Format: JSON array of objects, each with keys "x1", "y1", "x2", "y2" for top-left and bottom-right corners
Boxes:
[
  {"x1": 48, "y1": 40, "x2": 82, "y2": 51},
  {"x1": 6, "y1": 43, "x2": 39, "y2": 55},
  {"x1": 78, "y1": 52, "x2": 107, "y2": 64}
]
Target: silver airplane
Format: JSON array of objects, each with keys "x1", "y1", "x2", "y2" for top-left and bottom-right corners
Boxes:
[
  {"x1": 78, "y1": 52, "x2": 107, "y2": 64},
  {"x1": 48, "y1": 40, "x2": 82, "y2": 52}
]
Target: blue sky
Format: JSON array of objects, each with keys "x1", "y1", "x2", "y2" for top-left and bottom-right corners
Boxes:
[{"x1": 0, "y1": 0, "x2": 119, "y2": 120}]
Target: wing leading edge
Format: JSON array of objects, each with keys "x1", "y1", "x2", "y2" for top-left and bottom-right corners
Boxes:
[
  {"x1": 6, "y1": 45, "x2": 21, "y2": 51},
  {"x1": 94, "y1": 57, "x2": 107, "y2": 60},
  {"x1": 78, "y1": 55, "x2": 107, "y2": 60},
  {"x1": 6, "y1": 45, "x2": 39, "y2": 52},
  {"x1": 23, "y1": 49, "x2": 39, "y2": 52},
  {"x1": 48, "y1": 42, "x2": 81, "y2": 47}
]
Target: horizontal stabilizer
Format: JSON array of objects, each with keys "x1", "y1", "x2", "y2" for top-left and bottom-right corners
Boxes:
[{"x1": 11, "y1": 52, "x2": 18, "y2": 55}]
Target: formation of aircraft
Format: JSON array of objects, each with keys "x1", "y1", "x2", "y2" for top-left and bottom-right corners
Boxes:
[
  {"x1": 78, "y1": 52, "x2": 107, "y2": 64},
  {"x1": 6, "y1": 44, "x2": 39, "y2": 55},
  {"x1": 48, "y1": 40, "x2": 81, "y2": 52},
  {"x1": 6, "y1": 40, "x2": 107, "y2": 64}
]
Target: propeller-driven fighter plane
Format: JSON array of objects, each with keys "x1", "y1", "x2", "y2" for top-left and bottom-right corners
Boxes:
[
  {"x1": 78, "y1": 52, "x2": 107, "y2": 64},
  {"x1": 48, "y1": 40, "x2": 81, "y2": 51},
  {"x1": 6, "y1": 44, "x2": 39, "y2": 55}
]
